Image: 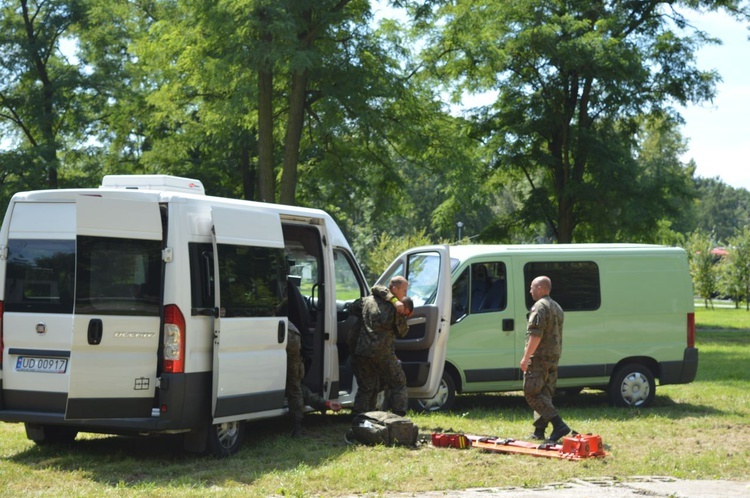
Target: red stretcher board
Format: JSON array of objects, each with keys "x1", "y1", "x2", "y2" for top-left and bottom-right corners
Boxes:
[{"x1": 465, "y1": 433, "x2": 606, "y2": 460}]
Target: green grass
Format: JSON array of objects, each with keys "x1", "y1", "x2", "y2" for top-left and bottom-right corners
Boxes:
[
  {"x1": 695, "y1": 305, "x2": 750, "y2": 330},
  {"x1": 1, "y1": 310, "x2": 749, "y2": 497}
]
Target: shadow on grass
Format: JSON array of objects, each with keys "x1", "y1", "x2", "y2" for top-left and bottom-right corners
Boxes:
[
  {"x1": 6, "y1": 414, "x2": 353, "y2": 489},
  {"x1": 435, "y1": 389, "x2": 726, "y2": 421}
]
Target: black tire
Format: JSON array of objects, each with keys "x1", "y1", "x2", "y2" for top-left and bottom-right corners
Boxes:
[
  {"x1": 25, "y1": 424, "x2": 78, "y2": 445},
  {"x1": 608, "y1": 363, "x2": 655, "y2": 408},
  {"x1": 409, "y1": 371, "x2": 456, "y2": 412},
  {"x1": 206, "y1": 420, "x2": 245, "y2": 458}
]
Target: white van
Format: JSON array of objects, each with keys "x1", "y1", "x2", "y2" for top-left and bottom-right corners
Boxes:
[
  {"x1": 413, "y1": 244, "x2": 698, "y2": 412},
  {"x1": 0, "y1": 175, "x2": 452, "y2": 456}
]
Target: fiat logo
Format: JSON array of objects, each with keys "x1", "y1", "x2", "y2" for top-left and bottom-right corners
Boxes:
[{"x1": 36, "y1": 322, "x2": 46, "y2": 335}]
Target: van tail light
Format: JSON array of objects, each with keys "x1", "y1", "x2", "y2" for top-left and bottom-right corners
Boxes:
[
  {"x1": 687, "y1": 312, "x2": 695, "y2": 349},
  {"x1": 0, "y1": 300, "x2": 4, "y2": 369},
  {"x1": 163, "y1": 304, "x2": 186, "y2": 373}
]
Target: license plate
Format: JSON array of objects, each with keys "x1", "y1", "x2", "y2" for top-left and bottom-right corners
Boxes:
[{"x1": 15, "y1": 356, "x2": 68, "y2": 374}]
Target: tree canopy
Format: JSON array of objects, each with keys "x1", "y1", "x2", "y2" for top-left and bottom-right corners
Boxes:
[{"x1": 1, "y1": 0, "x2": 749, "y2": 258}]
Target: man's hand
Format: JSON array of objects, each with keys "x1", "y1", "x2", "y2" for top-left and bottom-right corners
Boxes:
[
  {"x1": 394, "y1": 300, "x2": 406, "y2": 314},
  {"x1": 520, "y1": 357, "x2": 531, "y2": 372},
  {"x1": 325, "y1": 400, "x2": 342, "y2": 412}
]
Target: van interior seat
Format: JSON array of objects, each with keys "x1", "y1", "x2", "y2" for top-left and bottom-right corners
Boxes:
[{"x1": 480, "y1": 279, "x2": 505, "y2": 311}]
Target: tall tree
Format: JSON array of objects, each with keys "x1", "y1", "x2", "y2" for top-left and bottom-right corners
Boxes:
[
  {"x1": 0, "y1": 0, "x2": 93, "y2": 195},
  {"x1": 411, "y1": 0, "x2": 746, "y2": 242}
]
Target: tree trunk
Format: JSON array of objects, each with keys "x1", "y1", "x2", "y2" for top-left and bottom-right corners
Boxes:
[
  {"x1": 257, "y1": 68, "x2": 275, "y2": 203},
  {"x1": 279, "y1": 68, "x2": 308, "y2": 206}
]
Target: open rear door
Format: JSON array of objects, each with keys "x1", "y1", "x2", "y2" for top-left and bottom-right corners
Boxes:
[
  {"x1": 66, "y1": 195, "x2": 163, "y2": 419},
  {"x1": 210, "y1": 205, "x2": 287, "y2": 423},
  {"x1": 376, "y1": 245, "x2": 452, "y2": 398}
]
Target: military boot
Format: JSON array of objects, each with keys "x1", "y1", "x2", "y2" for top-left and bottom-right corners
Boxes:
[{"x1": 546, "y1": 416, "x2": 571, "y2": 442}]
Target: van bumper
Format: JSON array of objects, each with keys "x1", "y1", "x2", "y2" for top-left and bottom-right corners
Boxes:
[
  {"x1": 0, "y1": 372, "x2": 210, "y2": 434},
  {"x1": 659, "y1": 347, "x2": 699, "y2": 385}
]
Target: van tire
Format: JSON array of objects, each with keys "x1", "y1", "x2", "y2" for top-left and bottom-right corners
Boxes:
[
  {"x1": 25, "y1": 424, "x2": 78, "y2": 445},
  {"x1": 608, "y1": 363, "x2": 655, "y2": 408},
  {"x1": 206, "y1": 421, "x2": 245, "y2": 458},
  {"x1": 409, "y1": 371, "x2": 456, "y2": 412}
]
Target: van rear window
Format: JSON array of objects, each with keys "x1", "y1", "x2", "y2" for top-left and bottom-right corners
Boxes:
[
  {"x1": 524, "y1": 261, "x2": 600, "y2": 311},
  {"x1": 4, "y1": 239, "x2": 75, "y2": 313},
  {"x1": 75, "y1": 236, "x2": 162, "y2": 316}
]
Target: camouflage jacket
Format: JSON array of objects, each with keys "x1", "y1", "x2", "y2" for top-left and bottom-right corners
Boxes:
[
  {"x1": 352, "y1": 285, "x2": 408, "y2": 357},
  {"x1": 526, "y1": 295, "x2": 564, "y2": 362}
]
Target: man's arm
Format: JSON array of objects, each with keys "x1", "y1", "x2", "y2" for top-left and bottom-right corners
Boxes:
[
  {"x1": 394, "y1": 313, "x2": 409, "y2": 338},
  {"x1": 371, "y1": 284, "x2": 405, "y2": 314},
  {"x1": 520, "y1": 335, "x2": 541, "y2": 372}
]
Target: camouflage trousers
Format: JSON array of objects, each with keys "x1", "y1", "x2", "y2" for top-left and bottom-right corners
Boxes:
[
  {"x1": 352, "y1": 352, "x2": 407, "y2": 415},
  {"x1": 523, "y1": 358, "x2": 559, "y2": 429},
  {"x1": 286, "y1": 329, "x2": 325, "y2": 423}
]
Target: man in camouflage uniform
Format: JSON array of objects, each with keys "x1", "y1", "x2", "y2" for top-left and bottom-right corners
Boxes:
[
  {"x1": 287, "y1": 321, "x2": 341, "y2": 438},
  {"x1": 351, "y1": 276, "x2": 412, "y2": 416},
  {"x1": 520, "y1": 276, "x2": 571, "y2": 442}
]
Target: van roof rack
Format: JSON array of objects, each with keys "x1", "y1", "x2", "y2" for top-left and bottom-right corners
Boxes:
[{"x1": 100, "y1": 174, "x2": 205, "y2": 195}]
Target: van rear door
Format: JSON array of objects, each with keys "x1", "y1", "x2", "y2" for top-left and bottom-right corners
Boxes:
[
  {"x1": 377, "y1": 245, "x2": 452, "y2": 398},
  {"x1": 66, "y1": 195, "x2": 163, "y2": 419},
  {"x1": 210, "y1": 206, "x2": 287, "y2": 423}
]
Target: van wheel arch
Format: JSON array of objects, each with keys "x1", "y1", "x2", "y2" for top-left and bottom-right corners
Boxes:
[
  {"x1": 409, "y1": 365, "x2": 459, "y2": 412},
  {"x1": 185, "y1": 420, "x2": 245, "y2": 457},
  {"x1": 608, "y1": 362, "x2": 656, "y2": 408}
]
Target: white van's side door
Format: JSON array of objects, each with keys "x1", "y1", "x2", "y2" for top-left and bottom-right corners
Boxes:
[
  {"x1": 210, "y1": 205, "x2": 287, "y2": 423},
  {"x1": 66, "y1": 196, "x2": 163, "y2": 419},
  {"x1": 376, "y1": 245, "x2": 452, "y2": 398}
]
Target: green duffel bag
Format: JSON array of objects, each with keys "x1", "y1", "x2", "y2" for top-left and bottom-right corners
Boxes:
[{"x1": 348, "y1": 411, "x2": 419, "y2": 447}]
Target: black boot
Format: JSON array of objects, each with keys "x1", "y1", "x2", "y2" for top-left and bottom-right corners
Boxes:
[
  {"x1": 528, "y1": 427, "x2": 546, "y2": 440},
  {"x1": 547, "y1": 416, "x2": 570, "y2": 442},
  {"x1": 291, "y1": 421, "x2": 303, "y2": 438}
]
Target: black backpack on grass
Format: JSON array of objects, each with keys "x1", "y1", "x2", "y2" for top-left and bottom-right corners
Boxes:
[{"x1": 347, "y1": 411, "x2": 419, "y2": 447}]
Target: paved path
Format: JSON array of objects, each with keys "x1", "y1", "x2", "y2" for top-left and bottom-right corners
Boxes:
[{"x1": 361, "y1": 477, "x2": 750, "y2": 498}]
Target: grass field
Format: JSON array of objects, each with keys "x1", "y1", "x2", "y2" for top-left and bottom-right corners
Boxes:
[{"x1": 1, "y1": 307, "x2": 748, "y2": 497}]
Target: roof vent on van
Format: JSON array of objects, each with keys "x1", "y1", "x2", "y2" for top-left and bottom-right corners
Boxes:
[{"x1": 100, "y1": 175, "x2": 206, "y2": 195}]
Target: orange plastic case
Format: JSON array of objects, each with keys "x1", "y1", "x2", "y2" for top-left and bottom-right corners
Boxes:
[
  {"x1": 561, "y1": 433, "x2": 605, "y2": 458},
  {"x1": 431, "y1": 433, "x2": 471, "y2": 449}
]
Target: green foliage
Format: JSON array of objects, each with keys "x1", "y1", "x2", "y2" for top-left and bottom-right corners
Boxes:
[
  {"x1": 718, "y1": 227, "x2": 750, "y2": 309},
  {"x1": 694, "y1": 177, "x2": 750, "y2": 242},
  {"x1": 1, "y1": 0, "x2": 749, "y2": 251},
  {"x1": 411, "y1": 0, "x2": 736, "y2": 243},
  {"x1": 359, "y1": 228, "x2": 434, "y2": 282},
  {"x1": 685, "y1": 230, "x2": 719, "y2": 307}
]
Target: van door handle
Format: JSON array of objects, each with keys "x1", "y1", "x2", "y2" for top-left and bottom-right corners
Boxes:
[
  {"x1": 502, "y1": 318, "x2": 514, "y2": 332},
  {"x1": 278, "y1": 320, "x2": 286, "y2": 344},
  {"x1": 88, "y1": 319, "x2": 103, "y2": 345}
]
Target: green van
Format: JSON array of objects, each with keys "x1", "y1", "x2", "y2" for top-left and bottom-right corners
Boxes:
[{"x1": 412, "y1": 244, "x2": 698, "y2": 411}]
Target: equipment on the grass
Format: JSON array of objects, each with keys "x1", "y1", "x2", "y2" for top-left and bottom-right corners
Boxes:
[{"x1": 465, "y1": 433, "x2": 606, "y2": 460}]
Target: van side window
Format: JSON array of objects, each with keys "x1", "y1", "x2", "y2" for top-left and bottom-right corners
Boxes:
[
  {"x1": 188, "y1": 242, "x2": 287, "y2": 318},
  {"x1": 524, "y1": 261, "x2": 600, "y2": 311},
  {"x1": 76, "y1": 236, "x2": 162, "y2": 316},
  {"x1": 4, "y1": 239, "x2": 75, "y2": 313},
  {"x1": 477, "y1": 262, "x2": 507, "y2": 312},
  {"x1": 451, "y1": 268, "x2": 469, "y2": 323},
  {"x1": 333, "y1": 249, "x2": 365, "y2": 303}
]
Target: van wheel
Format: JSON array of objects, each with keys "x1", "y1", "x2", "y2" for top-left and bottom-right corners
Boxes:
[
  {"x1": 206, "y1": 421, "x2": 245, "y2": 458},
  {"x1": 608, "y1": 364, "x2": 655, "y2": 408},
  {"x1": 409, "y1": 371, "x2": 456, "y2": 412},
  {"x1": 25, "y1": 424, "x2": 78, "y2": 445}
]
